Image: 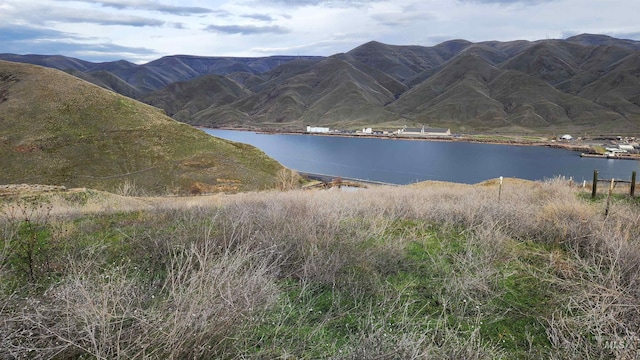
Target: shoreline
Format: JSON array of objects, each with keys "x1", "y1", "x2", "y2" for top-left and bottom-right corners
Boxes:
[
  {"x1": 199, "y1": 126, "x2": 640, "y2": 161},
  {"x1": 199, "y1": 126, "x2": 594, "y2": 153},
  {"x1": 297, "y1": 171, "x2": 397, "y2": 187},
  {"x1": 580, "y1": 153, "x2": 640, "y2": 160}
]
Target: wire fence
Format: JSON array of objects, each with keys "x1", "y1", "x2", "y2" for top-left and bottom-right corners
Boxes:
[{"x1": 586, "y1": 170, "x2": 637, "y2": 198}]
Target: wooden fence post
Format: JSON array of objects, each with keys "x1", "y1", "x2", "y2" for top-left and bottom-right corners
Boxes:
[
  {"x1": 592, "y1": 169, "x2": 598, "y2": 199},
  {"x1": 605, "y1": 178, "x2": 615, "y2": 217},
  {"x1": 631, "y1": 171, "x2": 636, "y2": 197}
]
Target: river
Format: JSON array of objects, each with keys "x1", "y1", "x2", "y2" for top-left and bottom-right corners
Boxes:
[{"x1": 202, "y1": 129, "x2": 639, "y2": 185}]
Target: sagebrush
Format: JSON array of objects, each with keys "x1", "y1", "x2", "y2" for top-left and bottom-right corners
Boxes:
[{"x1": 1, "y1": 180, "x2": 639, "y2": 359}]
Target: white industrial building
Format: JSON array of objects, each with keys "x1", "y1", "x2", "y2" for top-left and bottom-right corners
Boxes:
[
  {"x1": 306, "y1": 126, "x2": 330, "y2": 133},
  {"x1": 397, "y1": 125, "x2": 451, "y2": 136}
]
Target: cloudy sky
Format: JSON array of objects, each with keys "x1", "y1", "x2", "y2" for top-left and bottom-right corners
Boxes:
[{"x1": 1, "y1": 0, "x2": 639, "y2": 63}]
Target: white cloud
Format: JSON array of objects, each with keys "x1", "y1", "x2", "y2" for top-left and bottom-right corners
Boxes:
[
  {"x1": 55, "y1": 0, "x2": 216, "y2": 15},
  {"x1": 252, "y1": 0, "x2": 385, "y2": 8},
  {"x1": 204, "y1": 24, "x2": 290, "y2": 35}
]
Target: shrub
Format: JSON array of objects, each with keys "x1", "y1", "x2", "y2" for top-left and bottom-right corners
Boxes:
[
  {"x1": 2, "y1": 179, "x2": 640, "y2": 358},
  {"x1": 1, "y1": 198, "x2": 56, "y2": 283}
]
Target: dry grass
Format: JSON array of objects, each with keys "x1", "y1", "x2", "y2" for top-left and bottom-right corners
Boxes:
[
  {"x1": 1, "y1": 61, "x2": 284, "y2": 195},
  {"x1": 1, "y1": 179, "x2": 640, "y2": 358}
]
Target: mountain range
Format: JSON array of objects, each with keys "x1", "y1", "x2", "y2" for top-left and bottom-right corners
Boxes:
[{"x1": 3, "y1": 33, "x2": 640, "y2": 135}]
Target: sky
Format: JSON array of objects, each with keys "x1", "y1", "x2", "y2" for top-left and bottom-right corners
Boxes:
[{"x1": 1, "y1": 0, "x2": 640, "y2": 64}]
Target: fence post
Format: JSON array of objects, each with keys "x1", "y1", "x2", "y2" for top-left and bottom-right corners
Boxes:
[
  {"x1": 605, "y1": 178, "x2": 615, "y2": 217},
  {"x1": 591, "y1": 169, "x2": 598, "y2": 199}
]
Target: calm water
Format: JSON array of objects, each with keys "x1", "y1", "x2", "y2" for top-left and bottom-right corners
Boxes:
[{"x1": 202, "y1": 129, "x2": 639, "y2": 185}]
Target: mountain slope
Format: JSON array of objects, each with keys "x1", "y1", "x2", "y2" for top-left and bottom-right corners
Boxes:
[
  {"x1": 346, "y1": 40, "x2": 464, "y2": 82},
  {"x1": 143, "y1": 74, "x2": 252, "y2": 122},
  {"x1": 576, "y1": 53, "x2": 640, "y2": 115},
  {"x1": 388, "y1": 52, "x2": 632, "y2": 133},
  {"x1": 65, "y1": 69, "x2": 144, "y2": 100},
  {"x1": 500, "y1": 41, "x2": 581, "y2": 85},
  {"x1": 388, "y1": 54, "x2": 504, "y2": 128},
  {"x1": 0, "y1": 60, "x2": 283, "y2": 194},
  {"x1": 191, "y1": 56, "x2": 401, "y2": 127}
]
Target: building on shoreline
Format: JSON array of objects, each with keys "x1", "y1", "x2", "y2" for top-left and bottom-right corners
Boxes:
[
  {"x1": 306, "y1": 126, "x2": 330, "y2": 133},
  {"x1": 397, "y1": 125, "x2": 451, "y2": 136}
]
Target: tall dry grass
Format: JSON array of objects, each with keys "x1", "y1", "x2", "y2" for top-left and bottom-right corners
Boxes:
[{"x1": 1, "y1": 178, "x2": 639, "y2": 358}]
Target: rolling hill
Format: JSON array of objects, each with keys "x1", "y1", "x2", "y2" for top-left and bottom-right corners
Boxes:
[
  {"x1": 0, "y1": 60, "x2": 284, "y2": 194},
  {"x1": 3, "y1": 34, "x2": 640, "y2": 134}
]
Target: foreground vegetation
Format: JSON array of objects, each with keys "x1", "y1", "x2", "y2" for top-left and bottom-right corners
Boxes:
[{"x1": 1, "y1": 179, "x2": 639, "y2": 359}]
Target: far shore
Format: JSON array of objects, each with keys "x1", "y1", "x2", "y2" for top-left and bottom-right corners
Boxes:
[
  {"x1": 198, "y1": 126, "x2": 602, "y2": 153},
  {"x1": 202, "y1": 126, "x2": 640, "y2": 161}
]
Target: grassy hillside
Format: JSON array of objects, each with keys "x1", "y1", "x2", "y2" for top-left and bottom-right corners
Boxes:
[
  {"x1": 0, "y1": 60, "x2": 284, "y2": 194},
  {"x1": 1, "y1": 179, "x2": 639, "y2": 358}
]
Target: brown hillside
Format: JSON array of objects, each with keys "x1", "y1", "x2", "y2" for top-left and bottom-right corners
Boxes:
[{"x1": 0, "y1": 60, "x2": 283, "y2": 194}]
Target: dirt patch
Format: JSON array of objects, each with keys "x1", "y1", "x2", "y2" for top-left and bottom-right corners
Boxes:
[{"x1": 12, "y1": 144, "x2": 40, "y2": 153}]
